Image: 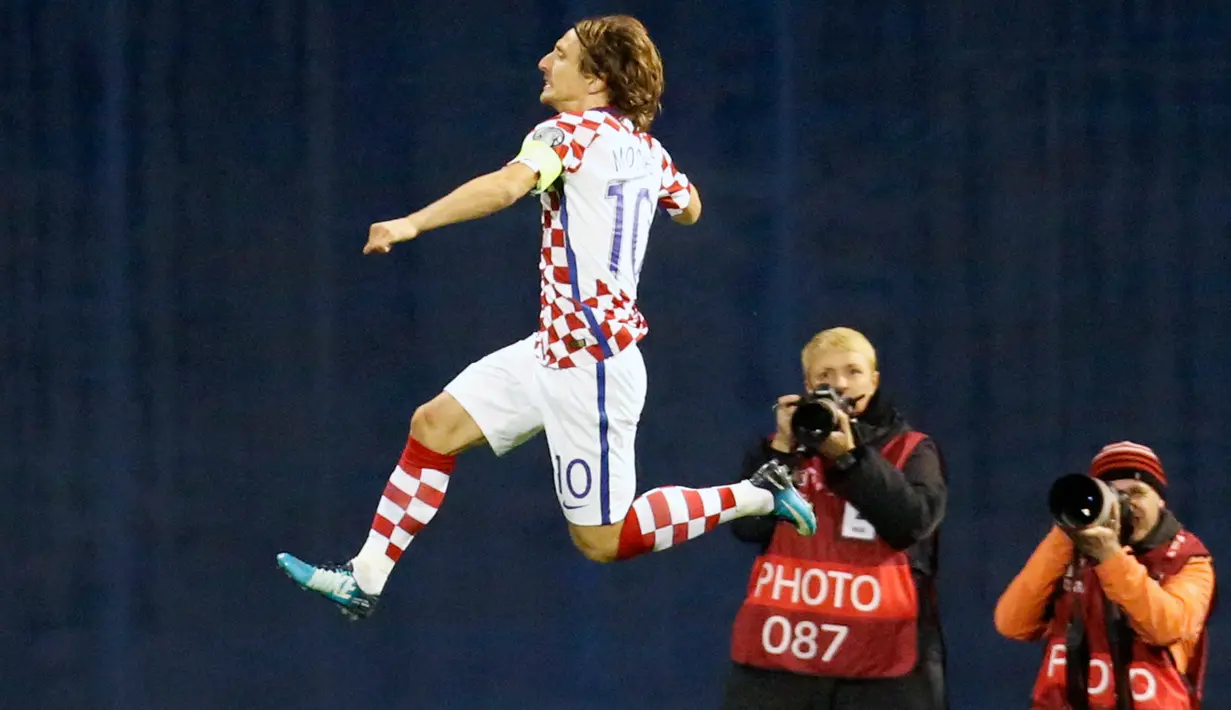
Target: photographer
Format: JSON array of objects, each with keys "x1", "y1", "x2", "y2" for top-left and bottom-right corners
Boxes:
[
  {"x1": 722, "y1": 327, "x2": 948, "y2": 710},
  {"x1": 994, "y1": 441, "x2": 1216, "y2": 709}
]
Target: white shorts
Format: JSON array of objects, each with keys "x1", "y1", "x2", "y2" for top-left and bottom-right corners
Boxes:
[{"x1": 443, "y1": 334, "x2": 646, "y2": 526}]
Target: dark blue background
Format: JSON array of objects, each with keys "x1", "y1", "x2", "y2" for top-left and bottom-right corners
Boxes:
[{"x1": 4, "y1": 1, "x2": 1228, "y2": 708}]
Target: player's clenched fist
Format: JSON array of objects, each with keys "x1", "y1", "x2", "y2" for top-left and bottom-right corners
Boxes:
[{"x1": 364, "y1": 217, "x2": 421, "y2": 254}]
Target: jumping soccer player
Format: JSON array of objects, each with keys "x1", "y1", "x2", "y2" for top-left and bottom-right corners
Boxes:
[{"x1": 277, "y1": 15, "x2": 815, "y2": 619}]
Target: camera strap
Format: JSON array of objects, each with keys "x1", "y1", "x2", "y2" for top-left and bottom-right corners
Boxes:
[
  {"x1": 1064, "y1": 559, "x2": 1092, "y2": 710},
  {"x1": 1104, "y1": 600, "x2": 1135, "y2": 710}
]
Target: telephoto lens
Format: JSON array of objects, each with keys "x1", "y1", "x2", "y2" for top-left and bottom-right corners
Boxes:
[{"x1": 1048, "y1": 473, "x2": 1133, "y2": 542}]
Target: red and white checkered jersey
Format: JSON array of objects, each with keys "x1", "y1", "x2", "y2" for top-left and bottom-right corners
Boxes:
[{"x1": 514, "y1": 109, "x2": 691, "y2": 369}]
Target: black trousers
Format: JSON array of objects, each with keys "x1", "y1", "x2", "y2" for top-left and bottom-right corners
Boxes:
[{"x1": 721, "y1": 662, "x2": 945, "y2": 710}]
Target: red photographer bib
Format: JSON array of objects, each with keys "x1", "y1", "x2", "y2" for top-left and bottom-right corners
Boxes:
[
  {"x1": 730, "y1": 432, "x2": 926, "y2": 677},
  {"x1": 1030, "y1": 530, "x2": 1211, "y2": 710}
]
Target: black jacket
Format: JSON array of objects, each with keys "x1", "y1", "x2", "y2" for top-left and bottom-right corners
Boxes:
[{"x1": 727, "y1": 391, "x2": 949, "y2": 710}]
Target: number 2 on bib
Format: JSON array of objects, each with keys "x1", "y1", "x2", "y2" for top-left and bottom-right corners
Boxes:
[{"x1": 840, "y1": 502, "x2": 876, "y2": 541}]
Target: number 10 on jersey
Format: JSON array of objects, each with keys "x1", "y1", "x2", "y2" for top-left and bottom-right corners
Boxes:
[{"x1": 606, "y1": 180, "x2": 653, "y2": 278}]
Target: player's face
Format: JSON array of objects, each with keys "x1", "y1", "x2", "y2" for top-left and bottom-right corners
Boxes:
[
  {"x1": 538, "y1": 29, "x2": 593, "y2": 109},
  {"x1": 804, "y1": 349, "x2": 880, "y2": 415}
]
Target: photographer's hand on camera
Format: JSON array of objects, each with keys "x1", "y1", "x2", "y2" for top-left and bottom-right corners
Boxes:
[
  {"x1": 772, "y1": 393, "x2": 858, "y2": 461},
  {"x1": 769, "y1": 395, "x2": 800, "y2": 454},
  {"x1": 1066, "y1": 502, "x2": 1122, "y2": 564}
]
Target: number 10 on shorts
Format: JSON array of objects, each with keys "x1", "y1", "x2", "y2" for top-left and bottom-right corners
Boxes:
[
  {"x1": 761, "y1": 616, "x2": 849, "y2": 662},
  {"x1": 555, "y1": 455, "x2": 593, "y2": 504}
]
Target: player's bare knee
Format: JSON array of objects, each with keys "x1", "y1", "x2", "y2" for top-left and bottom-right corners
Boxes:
[
  {"x1": 410, "y1": 396, "x2": 486, "y2": 456},
  {"x1": 410, "y1": 401, "x2": 452, "y2": 449},
  {"x1": 409, "y1": 402, "x2": 434, "y2": 435}
]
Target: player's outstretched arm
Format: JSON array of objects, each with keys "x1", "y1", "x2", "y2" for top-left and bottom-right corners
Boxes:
[
  {"x1": 363, "y1": 163, "x2": 538, "y2": 254},
  {"x1": 670, "y1": 184, "x2": 702, "y2": 226}
]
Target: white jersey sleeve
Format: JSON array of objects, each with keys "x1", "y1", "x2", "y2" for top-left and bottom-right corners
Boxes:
[{"x1": 652, "y1": 140, "x2": 692, "y2": 216}]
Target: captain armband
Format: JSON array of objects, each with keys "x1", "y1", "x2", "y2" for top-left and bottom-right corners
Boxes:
[{"x1": 511, "y1": 136, "x2": 564, "y2": 194}]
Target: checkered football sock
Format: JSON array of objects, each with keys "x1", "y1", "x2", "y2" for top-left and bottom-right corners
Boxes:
[
  {"x1": 615, "y1": 480, "x2": 773, "y2": 560},
  {"x1": 350, "y1": 436, "x2": 455, "y2": 594}
]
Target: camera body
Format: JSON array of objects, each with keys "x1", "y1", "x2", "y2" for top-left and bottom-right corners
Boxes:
[
  {"x1": 790, "y1": 384, "x2": 856, "y2": 457},
  {"x1": 1048, "y1": 474, "x2": 1134, "y2": 545}
]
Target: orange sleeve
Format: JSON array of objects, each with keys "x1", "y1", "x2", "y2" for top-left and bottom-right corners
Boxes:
[
  {"x1": 1095, "y1": 552, "x2": 1215, "y2": 662},
  {"x1": 994, "y1": 527, "x2": 1074, "y2": 641}
]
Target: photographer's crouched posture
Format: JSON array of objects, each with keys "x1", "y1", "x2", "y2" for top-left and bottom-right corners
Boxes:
[
  {"x1": 722, "y1": 327, "x2": 948, "y2": 710},
  {"x1": 995, "y1": 441, "x2": 1216, "y2": 710}
]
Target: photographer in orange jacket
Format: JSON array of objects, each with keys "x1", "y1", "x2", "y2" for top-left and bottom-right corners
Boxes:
[{"x1": 995, "y1": 441, "x2": 1215, "y2": 709}]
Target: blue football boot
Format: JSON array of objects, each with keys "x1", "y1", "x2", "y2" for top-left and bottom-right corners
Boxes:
[
  {"x1": 748, "y1": 460, "x2": 817, "y2": 535},
  {"x1": 276, "y1": 552, "x2": 378, "y2": 621}
]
